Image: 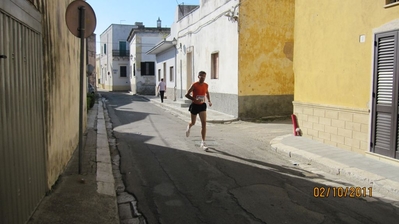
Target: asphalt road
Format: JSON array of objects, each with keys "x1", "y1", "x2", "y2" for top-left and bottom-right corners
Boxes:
[{"x1": 103, "y1": 92, "x2": 399, "y2": 224}]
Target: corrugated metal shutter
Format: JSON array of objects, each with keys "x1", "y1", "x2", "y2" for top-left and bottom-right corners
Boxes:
[
  {"x1": 0, "y1": 1, "x2": 46, "y2": 223},
  {"x1": 371, "y1": 31, "x2": 399, "y2": 158}
]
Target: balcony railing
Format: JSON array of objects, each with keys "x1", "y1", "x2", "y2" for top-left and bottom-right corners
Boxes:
[{"x1": 112, "y1": 50, "x2": 130, "y2": 57}]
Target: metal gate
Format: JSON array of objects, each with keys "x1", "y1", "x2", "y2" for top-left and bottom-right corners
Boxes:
[{"x1": 0, "y1": 1, "x2": 46, "y2": 223}]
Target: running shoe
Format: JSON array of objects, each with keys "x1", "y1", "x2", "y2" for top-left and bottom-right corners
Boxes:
[{"x1": 201, "y1": 141, "x2": 209, "y2": 151}]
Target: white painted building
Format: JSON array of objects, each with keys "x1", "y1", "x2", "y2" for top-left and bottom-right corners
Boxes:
[
  {"x1": 146, "y1": 38, "x2": 177, "y2": 99},
  {"x1": 147, "y1": 0, "x2": 240, "y2": 116},
  {"x1": 99, "y1": 24, "x2": 137, "y2": 91},
  {"x1": 127, "y1": 21, "x2": 170, "y2": 94}
]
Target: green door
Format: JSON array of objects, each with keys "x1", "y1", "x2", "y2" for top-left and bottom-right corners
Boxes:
[{"x1": 119, "y1": 41, "x2": 127, "y2": 56}]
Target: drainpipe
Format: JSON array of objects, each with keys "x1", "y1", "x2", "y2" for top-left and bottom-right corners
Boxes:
[
  {"x1": 174, "y1": 46, "x2": 177, "y2": 101},
  {"x1": 180, "y1": 59, "x2": 182, "y2": 98},
  {"x1": 172, "y1": 38, "x2": 178, "y2": 101}
]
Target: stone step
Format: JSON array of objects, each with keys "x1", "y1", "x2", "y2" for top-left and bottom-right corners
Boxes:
[
  {"x1": 170, "y1": 100, "x2": 191, "y2": 108},
  {"x1": 163, "y1": 98, "x2": 189, "y2": 107}
]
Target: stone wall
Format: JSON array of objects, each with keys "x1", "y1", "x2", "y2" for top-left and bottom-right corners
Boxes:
[{"x1": 294, "y1": 101, "x2": 369, "y2": 154}]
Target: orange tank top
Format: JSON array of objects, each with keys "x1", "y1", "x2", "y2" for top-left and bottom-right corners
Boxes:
[{"x1": 192, "y1": 82, "x2": 208, "y2": 105}]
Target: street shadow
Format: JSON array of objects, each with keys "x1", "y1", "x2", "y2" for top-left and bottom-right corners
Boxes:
[
  {"x1": 101, "y1": 91, "x2": 399, "y2": 224},
  {"x1": 114, "y1": 132, "x2": 399, "y2": 224}
]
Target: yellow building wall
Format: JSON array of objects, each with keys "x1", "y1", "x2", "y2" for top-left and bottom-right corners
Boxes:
[
  {"x1": 294, "y1": 0, "x2": 399, "y2": 154},
  {"x1": 30, "y1": 0, "x2": 86, "y2": 188},
  {"x1": 238, "y1": 0, "x2": 295, "y2": 119},
  {"x1": 294, "y1": 0, "x2": 399, "y2": 108}
]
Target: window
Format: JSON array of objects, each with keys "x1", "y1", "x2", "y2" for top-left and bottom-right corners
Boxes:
[
  {"x1": 211, "y1": 52, "x2": 219, "y2": 79},
  {"x1": 158, "y1": 69, "x2": 161, "y2": 81},
  {"x1": 170, "y1": 66, "x2": 174, "y2": 82},
  {"x1": 133, "y1": 64, "x2": 136, "y2": 76},
  {"x1": 386, "y1": 0, "x2": 399, "y2": 7},
  {"x1": 141, "y1": 62, "x2": 155, "y2": 75},
  {"x1": 386, "y1": 0, "x2": 399, "y2": 4},
  {"x1": 120, "y1": 66, "x2": 127, "y2": 77},
  {"x1": 119, "y1": 41, "x2": 127, "y2": 56},
  {"x1": 103, "y1": 44, "x2": 106, "y2": 54}
]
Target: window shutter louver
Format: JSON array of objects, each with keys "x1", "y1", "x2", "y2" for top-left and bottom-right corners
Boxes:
[
  {"x1": 371, "y1": 31, "x2": 399, "y2": 158},
  {"x1": 376, "y1": 36, "x2": 394, "y2": 105},
  {"x1": 375, "y1": 113, "x2": 392, "y2": 149}
]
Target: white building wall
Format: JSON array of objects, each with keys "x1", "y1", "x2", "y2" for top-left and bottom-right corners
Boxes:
[
  {"x1": 129, "y1": 35, "x2": 138, "y2": 93},
  {"x1": 130, "y1": 32, "x2": 170, "y2": 94},
  {"x1": 100, "y1": 24, "x2": 136, "y2": 91},
  {"x1": 111, "y1": 60, "x2": 130, "y2": 89},
  {"x1": 156, "y1": 48, "x2": 176, "y2": 99},
  {"x1": 111, "y1": 25, "x2": 136, "y2": 91},
  {"x1": 170, "y1": 0, "x2": 240, "y2": 115},
  {"x1": 100, "y1": 27, "x2": 112, "y2": 89}
]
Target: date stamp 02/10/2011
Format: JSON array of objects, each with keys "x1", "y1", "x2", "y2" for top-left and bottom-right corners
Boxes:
[{"x1": 313, "y1": 186, "x2": 373, "y2": 198}]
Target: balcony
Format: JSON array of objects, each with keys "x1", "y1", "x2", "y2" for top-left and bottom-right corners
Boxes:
[{"x1": 112, "y1": 50, "x2": 130, "y2": 57}]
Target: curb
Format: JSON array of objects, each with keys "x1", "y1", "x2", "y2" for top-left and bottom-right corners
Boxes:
[
  {"x1": 270, "y1": 135, "x2": 399, "y2": 201},
  {"x1": 96, "y1": 100, "x2": 116, "y2": 196}
]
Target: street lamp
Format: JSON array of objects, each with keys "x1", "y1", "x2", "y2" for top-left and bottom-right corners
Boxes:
[{"x1": 172, "y1": 37, "x2": 177, "y2": 46}]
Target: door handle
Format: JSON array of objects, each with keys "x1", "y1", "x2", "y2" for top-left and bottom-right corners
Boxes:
[{"x1": 0, "y1": 55, "x2": 7, "y2": 59}]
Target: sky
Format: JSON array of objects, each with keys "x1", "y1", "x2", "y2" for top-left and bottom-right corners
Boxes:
[{"x1": 86, "y1": 0, "x2": 200, "y2": 52}]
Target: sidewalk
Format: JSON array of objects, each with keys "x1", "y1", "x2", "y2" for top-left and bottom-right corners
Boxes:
[
  {"x1": 140, "y1": 94, "x2": 239, "y2": 124},
  {"x1": 27, "y1": 101, "x2": 119, "y2": 224},
  {"x1": 143, "y1": 94, "x2": 399, "y2": 202}
]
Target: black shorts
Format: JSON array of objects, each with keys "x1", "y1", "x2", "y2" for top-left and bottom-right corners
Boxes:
[{"x1": 189, "y1": 103, "x2": 207, "y2": 115}]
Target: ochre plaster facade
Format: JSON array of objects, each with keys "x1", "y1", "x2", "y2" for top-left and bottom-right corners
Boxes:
[
  {"x1": 238, "y1": 0, "x2": 295, "y2": 120},
  {"x1": 294, "y1": 0, "x2": 399, "y2": 156}
]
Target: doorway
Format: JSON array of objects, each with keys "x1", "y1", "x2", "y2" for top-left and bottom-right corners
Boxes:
[{"x1": 186, "y1": 52, "x2": 193, "y2": 89}]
